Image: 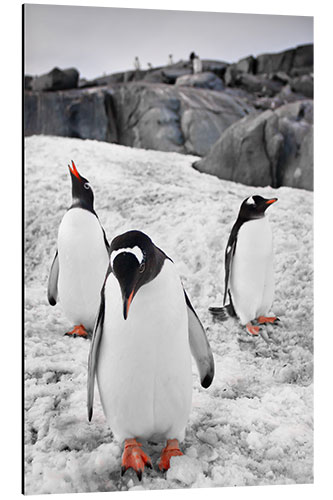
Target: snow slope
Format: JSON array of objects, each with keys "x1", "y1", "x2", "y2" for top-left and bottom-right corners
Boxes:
[{"x1": 24, "y1": 136, "x2": 313, "y2": 494}]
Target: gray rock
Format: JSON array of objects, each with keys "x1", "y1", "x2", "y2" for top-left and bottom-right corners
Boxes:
[
  {"x1": 290, "y1": 66, "x2": 313, "y2": 77},
  {"x1": 143, "y1": 69, "x2": 166, "y2": 83},
  {"x1": 270, "y1": 72, "x2": 291, "y2": 85},
  {"x1": 25, "y1": 75, "x2": 33, "y2": 90},
  {"x1": 31, "y1": 67, "x2": 79, "y2": 91},
  {"x1": 123, "y1": 69, "x2": 149, "y2": 82},
  {"x1": 252, "y1": 86, "x2": 303, "y2": 111},
  {"x1": 193, "y1": 110, "x2": 274, "y2": 186},
  {"x1": 293, "y1": 44, "x2": 313, "y2": 69},
  {"x1": 23, "y1": 80, "x2": 256, "y2": 157},
  {"x1": 235, "y1": 73, "x2": 283, "y2": 96},
  {"x1": 165, "y1": 58, "x2": 229, "y2": 80},
  {"x1": 253, "y1": 83, "x2": 309, "y2": 110},
  {"x1": 256, "y1": 48, "x2": 295, "y2": 74},
  {"x1": 290, "y1": 75, "x2": 313, "y2": 98},
  {"x1": 110, "y1": 82, "x2": 254, "y2": 156},
  {"x1": 79, "y1": 72, "x2": 125, "y2": 88},
  {"x1": 79, "y1": 70, "x2": 151, "y2": 88},
  {"x1": 193, "y1": 100, "x2": 313, "y2": 190},
  {"x1": 175, "y1": 72, "x2": 224, "y2": 91},
  {"x1": 235, "y1": 55, "x2": 256, "y2": 74},
  {"x1": 223, "y1": 57, "x2": 255, "y2": 87},
  {"x1": 255, "y1": 44, "x2": 313, "y2": 75},
  {"x1": 161, "y1": 68, "x2": 192, "y2": 84},
  {"x1": 201, "y1": 60, "x2": 229, "y2": 79},
  {"x1": 275, "y1": 101, "x2": 313, "y2": 190},
  {"x1": 24, "y1": 88, "x2": 110, "y2": 142},
  {"x1": 224, "y1": 64, "x2": 238, "y2": 86}
]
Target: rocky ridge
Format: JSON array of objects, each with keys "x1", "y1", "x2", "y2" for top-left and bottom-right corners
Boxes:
[{"x1": 24, "y1": 44, "x2": 313, "y2": 190}]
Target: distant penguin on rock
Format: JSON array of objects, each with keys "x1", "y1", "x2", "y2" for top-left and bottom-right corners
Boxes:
[
  {"x1": 87, "y1": 230, "x2": 214, "y2": 480},
  {"x1": 134, "y1": 56, "x2": 141, "y2": 71},
  {"x1": 47, "y1": 161, "x2": 110, "y2": 338},
  {"x1": 189, "y1": 52, "x2": 202, "y2": 74},
  {"x1": 193, "y1": 55, "x2": 202, "y2": 74},
  {"x1": 210, "y1": 195, "x2": 279, "y2": 337}
]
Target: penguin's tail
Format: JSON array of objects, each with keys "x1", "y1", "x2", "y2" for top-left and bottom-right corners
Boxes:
[
  {"x1": 208, "y1": 305, "x2": 229, "y2": 320},
  {"x1": 209, "y1": 300, "x2": 236, "y2": 321}
]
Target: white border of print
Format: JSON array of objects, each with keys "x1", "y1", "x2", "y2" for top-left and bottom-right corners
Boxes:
[{"x1": 3, "y1": 1, "x2": 328, "y2": 500}]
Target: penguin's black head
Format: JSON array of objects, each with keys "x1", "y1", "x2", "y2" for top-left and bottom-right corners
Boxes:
[
  {"x1": 110, "y1": 230, "x2": 161, "y2": 320},
  {"x1": 239, "y1": 195, "x2": 278, "y2": 221},
  {"x1": 68, "y1": 160, "x2": 94, "y2": 212}
]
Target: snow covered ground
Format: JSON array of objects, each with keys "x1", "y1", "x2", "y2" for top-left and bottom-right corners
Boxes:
[{"x1": 24, "y1": 135, "x2": 313, "y2": 495}]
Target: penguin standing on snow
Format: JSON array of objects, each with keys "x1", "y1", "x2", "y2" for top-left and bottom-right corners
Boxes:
[
  {"x1": 210, "y1": 195, "x2": 279, "y2": 336},
  {"x1": 87, "y1": 230, "x2": 214, "y2": 480},
  {"x1": 47, "y1": 161, "x2": 110, "y2": 338}
]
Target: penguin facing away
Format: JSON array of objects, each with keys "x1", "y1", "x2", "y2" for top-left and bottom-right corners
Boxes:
[
  {"x1": 210, "y1": 195, "x2": 278, "y2": 336},
  {"x1": 87, "y1": 230, "x2": 214, "y2": 480},
  {"x1": 47, "y1": 161, "x2": 110, "y2": 338}
]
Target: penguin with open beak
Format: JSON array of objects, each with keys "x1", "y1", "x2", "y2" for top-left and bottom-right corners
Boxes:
[
  {"x1": 47, "y1": 161, "x2": 110, "y2": 338},
  {"x1": 87, "y1": 230, "x2": 214, "y2": 480},
  {"x1": 210, "y1": 195, "x2": 279, "y2": 337}
]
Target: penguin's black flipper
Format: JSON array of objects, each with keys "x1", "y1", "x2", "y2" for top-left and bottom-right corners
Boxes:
[
  {"x1": 47, "y1": 250, "x2": 59, "y2": 306},
  {"x1": 87, "y1": 277, "x2": 107, "y2": 421},
  {"x1": 184, "y1": 290, "x2": 214, "y2": 388},
  {"x1": 223, "y1": 226, "x2": 238, "y2": 306}
]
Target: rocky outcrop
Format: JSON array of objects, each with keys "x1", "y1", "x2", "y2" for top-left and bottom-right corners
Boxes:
[
  {"x1": 175, "y1": 72, "x2": 224, "y2": 91},
  {"x1": 31, "y1": 67, "x2": 79, "y2": 91},
  {"x1": 25, "y1": 82, "x2": 254, "y2": 157},
  {"x1": 224, "y1": 44, "x2": 313, "y2": 100},
  {"x1": 201, "y1": 60, "x2": 229, "y2": 79},
  {"x1": 108, "y1": 82, "x2": 253, "y2": 156},
  {"x1": 25, "y1": 75, "x2": 33, "y2": 90},
  {"x1": 234, "y1": 73, "x2": 283, "y2": 96},
  {"x1": 193, "y1": 100, "x2": 313, "y2": 191},
  {"x1": 256, "y1": 44, "x2": 313, "y2": 75},
  {"x1": 290, "y1": 75, "x2": 313, "y2": 99},
  {"x1": 24, "y1": 44, "x2": 313, "y2": 189},
  {"x1": 79, "y1": 69, "x2": 149, "y2": 88},
  {"x1": 78, "y1": 60, "x2": 228, "y2": 88},
  {"x1": 24, "y1": 88, "x2": 112, "y2": 142}
]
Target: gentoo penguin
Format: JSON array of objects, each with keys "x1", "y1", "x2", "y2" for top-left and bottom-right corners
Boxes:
[
  {"x1": 47, "y1": 161, "x2": 110, "y2": 338},
  {"x1": 210, "y1": 195, "x2": 278, "y2": 336},
  {"x1": 87, "y1": 230, "x2": 214, "y2": 480},
  {"x1": 134, "y1": 56, "x2": 141, "y2": 70},
  {"x1": 189, "y1": 52, "x2": 202, "y2": 74}
]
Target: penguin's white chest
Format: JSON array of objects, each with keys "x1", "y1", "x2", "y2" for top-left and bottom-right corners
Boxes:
[
  {"x1": 57, "y1": 208, "x2": 109, "y2": 330},
  {"x1": 230, "y1": 217, "x2": 274, "y2": 324},
  {"x1": 97, "y1": 260, "x2": 192, "y2": 443}
]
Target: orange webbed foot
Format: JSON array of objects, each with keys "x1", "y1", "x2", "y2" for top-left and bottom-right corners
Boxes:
[
  {"x1": 64, "y1": 324, "x2": 88, "y2": 338},
  {"x1": 158, "y1": 439, "x2": 183, "y2": 472},
  {"x1": 257, "y1": 316, "x2": 280, "y2": 325},
  {"x1": 121, "y1": 438, "x2": 152, "y2": 481},
  {"x1": 246, "y1": 323, "x2": 260, "y2": 336}
]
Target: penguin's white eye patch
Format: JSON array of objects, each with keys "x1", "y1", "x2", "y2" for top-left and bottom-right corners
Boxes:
[
  {"x1": 110, "y1": 246, "x2": 144, "y2": 267},
  {"x1": 84, "y1": 182, "x2": 90, "y2": 190},
  {"x1": 246, "y1": 196, "x2": 255, "y2": 205}
]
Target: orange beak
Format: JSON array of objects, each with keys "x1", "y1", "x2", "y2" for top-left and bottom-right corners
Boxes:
[
  {"x1": 123, "y1": 288, "x2": 135, "y2": 320},
  {"x1": 266, "y1": 198, "x2": 278, "y2": 205},
  {"x1": 68, "y1": 160, "x2": 81, "y2": 179}
]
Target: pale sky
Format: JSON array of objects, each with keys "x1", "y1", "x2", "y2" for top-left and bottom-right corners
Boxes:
[{"x1": 24, "y1": 4, "x2": 313, "y2": 80}]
